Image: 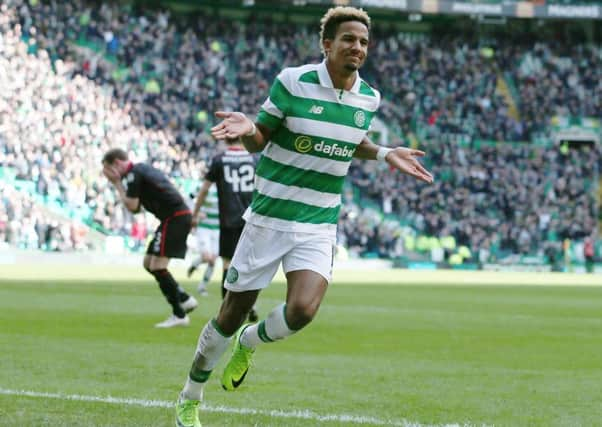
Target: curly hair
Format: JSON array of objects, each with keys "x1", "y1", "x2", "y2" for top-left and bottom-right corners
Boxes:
[{"x1": 319, "y1": 6, "x2": 371, "y2": 56}]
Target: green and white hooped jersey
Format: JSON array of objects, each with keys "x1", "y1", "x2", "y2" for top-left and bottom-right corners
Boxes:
[
  {"x1": 199, "y1": 184, "x2": 219, "y2": 230},
  {"x1": 245, "y1": 60, "x2": 380, "y2": 236}
]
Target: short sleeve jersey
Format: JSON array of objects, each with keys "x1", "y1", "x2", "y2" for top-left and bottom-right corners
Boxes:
[
  {"x1": 206, "y1": 147, "x2": 256, "y2": 228},
  {"x1": 124, "y1": 163, "x2": 189, "y2": 220},
  {"x1": 248, "y1": 60, "x2": 380, "y2": 237}
]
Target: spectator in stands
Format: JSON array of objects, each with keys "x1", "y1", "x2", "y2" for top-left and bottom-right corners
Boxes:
[{"x1": 584, "y1": 235, "x2": 595, "y2": 273}]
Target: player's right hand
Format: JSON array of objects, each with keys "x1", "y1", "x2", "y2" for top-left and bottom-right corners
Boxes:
[
  {"x1": 102, "y1": 165, "x2": 120, "y2": 183},
  {"x1": 211, "y1": 111, "x2": 254, "y2": 140},
  {"x1": 191, "y1": 212, "x2": 206, "y2": 228}
]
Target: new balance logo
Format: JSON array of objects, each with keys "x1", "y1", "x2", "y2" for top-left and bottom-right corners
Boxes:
[{"x1": 309, "y1": 105, "x2": 324, "y2": 114}]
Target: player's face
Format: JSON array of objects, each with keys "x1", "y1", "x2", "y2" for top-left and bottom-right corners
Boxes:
[{"x1": 324, "y1": 20, "x2": 369, "y2": 73}]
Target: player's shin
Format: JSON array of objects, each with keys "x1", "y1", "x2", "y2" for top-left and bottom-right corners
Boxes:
[
  {"x1": 239, "y1": 303, "x2": 296, "y2": 349},
  {"x1": 151, "y1": 269, "x2": 186, "y2": 318},
  {"x1": 181, "y1": 319, "x2": 232, "y2": 400}
]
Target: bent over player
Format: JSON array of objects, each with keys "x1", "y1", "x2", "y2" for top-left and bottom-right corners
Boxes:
[{"x1": 102, "y1": 148, "x2": 197, "y2": 328}]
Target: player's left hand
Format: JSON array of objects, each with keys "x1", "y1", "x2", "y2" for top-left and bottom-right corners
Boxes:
[
  {"x1": 385, "y1": 147, "x2": 433, "y2": 184},
  {"x1": 211, "y1": 111, "x2": 253, "y2": 140},
  {"x1": 102, "y1": 165, "x2": 121, "y2": 183}
]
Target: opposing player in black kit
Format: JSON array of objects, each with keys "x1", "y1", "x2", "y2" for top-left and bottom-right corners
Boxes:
[
  {"x1": 191, "y1": 139, "x2": 258, "y2": 321},
  {"x1": 102, "y1": 148, "x2": 198, "y2": 328}
]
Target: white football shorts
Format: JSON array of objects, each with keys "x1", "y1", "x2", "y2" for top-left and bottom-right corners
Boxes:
[
  {"x1": 224, "y1": 223, "x2": 335, "y2": 292},
  {"x1": 190, "y1": 227, "x2": 219, "y2": 256}
]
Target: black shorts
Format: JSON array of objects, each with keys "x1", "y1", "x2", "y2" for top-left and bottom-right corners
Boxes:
[
  {"x1": 147, "y1": 210, "x2": 192, "y2": 259},
  {"x1": 219, "y1": 225, "x2": 245, "y2": 260}
]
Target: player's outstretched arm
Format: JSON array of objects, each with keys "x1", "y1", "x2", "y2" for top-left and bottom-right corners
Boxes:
[
  {"x1": 354, "y1": 137, "x2": 433, "y2": 184},
  {"x1": 210, "y1": 111, "x2": 269, "y2": 153}
]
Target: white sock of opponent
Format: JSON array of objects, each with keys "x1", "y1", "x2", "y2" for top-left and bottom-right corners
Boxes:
[
  {"x1": 240, "y1": 303, "x2": 296, "y2": 349},
  {"x1": 181, "y1": 319, "x2": 231, "y2": 400}
]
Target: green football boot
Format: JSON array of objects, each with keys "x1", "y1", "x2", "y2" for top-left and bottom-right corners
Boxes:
[
  {"x1": 221, "y1": 325, "x2": 254, "y2": 391},
  {"x1": 175, "y1": 396, "x2": 201, "y2": 427}
]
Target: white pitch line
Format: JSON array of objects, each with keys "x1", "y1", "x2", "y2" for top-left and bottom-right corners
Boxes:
[{"x1": 0, "y1": 388, "x2": 483, "y2": 427}]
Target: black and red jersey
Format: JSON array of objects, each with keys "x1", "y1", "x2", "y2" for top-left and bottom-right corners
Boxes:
[{"x1": 124, "y1": 163, "x2": 189, "y2": 220}]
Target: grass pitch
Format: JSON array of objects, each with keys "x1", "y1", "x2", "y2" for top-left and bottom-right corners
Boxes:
[{"x1": 1, "y1": 265, "x2": 601, "y2": 426}]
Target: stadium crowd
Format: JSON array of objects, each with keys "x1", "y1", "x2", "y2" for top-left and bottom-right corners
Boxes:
[
  {"x1": 15, "y1": 0, "x2": 601, "y2": 142},
  {"x1": 0, "y1": 181, "x2": 89, "y2": 251},
  {"x1": 509, "y1": 42, "x2": 601, "y2": 139},
  {"x1": 0, "y1": 0, "x2": 600, "y2": 262},
  {"x1": 348, "y1": 140, "x2": 600, "y2": 261},
  {"x1": 1, "y1": 2, "x2": 212, "y2": 251}
]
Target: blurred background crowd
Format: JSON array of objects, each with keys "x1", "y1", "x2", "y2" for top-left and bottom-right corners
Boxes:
[{"x1": 0, "y1": 0, "x2": 600, "y2": 266}]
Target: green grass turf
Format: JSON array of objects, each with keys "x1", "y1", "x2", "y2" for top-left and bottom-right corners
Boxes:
[{"x1": 1, "y1": 267, "x2": 601, "y2": 426}]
